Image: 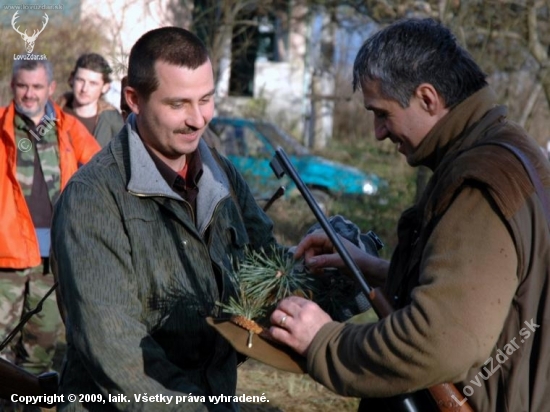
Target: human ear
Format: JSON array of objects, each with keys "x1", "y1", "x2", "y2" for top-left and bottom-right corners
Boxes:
[
  {"x1": 101, "y1": 83, "x2": 110, "y2": 96},
  {"x1": 415, "y1": 83, "x2": 444, "y2": 115},
  {"x1": 124, "y1": 87, "x2": 140, "y2": 115},
  {"x1": 48, "y1": 80, "x2": 56, "y2": 98}
]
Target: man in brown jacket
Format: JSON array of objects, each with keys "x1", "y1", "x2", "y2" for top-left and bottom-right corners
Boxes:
[
  {"x1": 268, "y1": 18, "x2": 550, "y2": 412},
  {"x1": 58, "y1": 53, "x2": 124, "y2": 147}
]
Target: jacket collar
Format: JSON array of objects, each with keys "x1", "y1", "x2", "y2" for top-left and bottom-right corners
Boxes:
[
  {"x1": 14, "y1": 100, "x2": 57, "y2": 129},
  {"x1": 124, "y1": 113, "x2": 231, "y2": 233},
  {"x1": 58, "y1": 92, "x2": 117, "y2": 115},
  {"x1": 408, "y1": 86, "x2": 504, "y2": 170},
  {"x1": 3, "y1": 101, "x2": 67, "y2": 139},
  {"x1": 125, "y1": 114, "x2": 182, "y2": 200}
]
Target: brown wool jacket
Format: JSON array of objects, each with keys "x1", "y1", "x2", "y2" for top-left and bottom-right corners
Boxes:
[{"x1": 307, "y1": 87, "x2": 550, "y2": 412}]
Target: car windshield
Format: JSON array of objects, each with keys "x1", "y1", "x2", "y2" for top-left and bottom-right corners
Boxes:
[{"x1": 254, "y1": 122, "x2": 310, "y2": 156}]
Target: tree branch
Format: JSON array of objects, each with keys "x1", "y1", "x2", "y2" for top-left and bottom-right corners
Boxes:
[{"x1": 527, "y1": 1, "x2": 548, "y2": 65}]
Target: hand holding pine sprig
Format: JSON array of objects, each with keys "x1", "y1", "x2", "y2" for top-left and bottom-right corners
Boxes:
[
  {"x1": 217, "y1": 244, "x2": 365, "y2": 348},
  {"x1": 217, "y1": 245, "x2": 318, "y2": 344}
]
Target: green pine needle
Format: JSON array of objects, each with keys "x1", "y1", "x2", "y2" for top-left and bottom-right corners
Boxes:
[
  {"x1": 217, "y1": 245, "x2": 317, "y2": 323},
  {"x1": 217, "y1": 295, "x2": 266, "y2": 321}
]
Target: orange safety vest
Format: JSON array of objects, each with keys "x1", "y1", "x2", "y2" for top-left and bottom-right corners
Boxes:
[{"x1": 0, "y1": 101, "x2": 101, "y2": 269}]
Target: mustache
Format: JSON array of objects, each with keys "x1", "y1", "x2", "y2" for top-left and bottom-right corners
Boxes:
[{"x1": 173, "y1": 127, "x2": 199, "y2": 134}]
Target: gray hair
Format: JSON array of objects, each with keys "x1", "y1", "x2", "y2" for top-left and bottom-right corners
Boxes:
[
  {"x1": 353, "y1": 18, "x2": 487, "y2": 108},
  {"x1": 12, "y1": 60, "x2": 54, "y2": 84}
]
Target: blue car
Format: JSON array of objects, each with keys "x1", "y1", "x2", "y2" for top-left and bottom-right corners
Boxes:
[{"x1": 208, "y1": 117, "x2": 382, "y2": 207}]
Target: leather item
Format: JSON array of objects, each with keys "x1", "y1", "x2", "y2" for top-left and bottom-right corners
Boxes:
[{"x1": 206, "y1": 317, "x2": 307, "y2": 373}]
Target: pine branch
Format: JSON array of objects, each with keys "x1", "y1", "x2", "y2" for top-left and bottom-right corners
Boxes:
[
  {"x1": 217, "y1": 245, "x2": 362, "y2": 333},
  {"x1": 217, "y1": 245, "x2": 316, "y2": 329}
]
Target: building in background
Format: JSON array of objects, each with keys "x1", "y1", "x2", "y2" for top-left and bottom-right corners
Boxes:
[{"x1": 0, "y1": 0, "x2": 371, "y2": 149}]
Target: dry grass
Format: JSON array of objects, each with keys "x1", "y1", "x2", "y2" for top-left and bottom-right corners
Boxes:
[
  {"x1": 237, "y1": 359, "x2": 360, "y2": 412},
  {"x1": 263, "y1": 197, "x2": 319, "y2": 247},
  {"x1": 235, "y1": 310, "x2": 379, "y2": 412}
]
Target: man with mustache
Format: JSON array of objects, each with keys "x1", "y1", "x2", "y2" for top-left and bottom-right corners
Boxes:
[
  {"x1": 269, "y1": 18, "x2": 550, "y2": 412},
  {"x1": 58, "y1": 53, "x2": 124, "y2": 147},
  {"x1": 51, "y1": 27, "x2": 278, "y2": 411},
  {"x1": 0, "y1": 60, "x2": 100, "y2": 394}
]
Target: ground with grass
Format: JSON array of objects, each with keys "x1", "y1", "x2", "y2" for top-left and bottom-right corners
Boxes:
[
  {"x1": 235, "y1": 311, "x2": 379, "y2": 411},
  {"x1": 237, "y1": 359, "x2": 360, "y2": 412}
]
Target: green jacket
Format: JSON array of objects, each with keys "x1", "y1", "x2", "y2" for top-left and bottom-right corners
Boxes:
[
  {"x1": 52, "y1": 116, "x2": 276, "y2": 411},
  {"x1": 58, "y1": 93, "x2": 125, "y2": 147},
  {"x1": 93, "y1": 104, "x2": 124, "y2": 147},
  {"x1": 307, "y1": 87, "x2": 550, "y2": 412}
]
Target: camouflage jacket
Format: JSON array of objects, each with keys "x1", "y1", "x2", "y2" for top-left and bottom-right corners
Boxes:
[
  {"x1": 0, "y1": 101, "x2": 100, "y2": 269},
  {"x1": 51, "y1": 117, "x2": 277, "y2": 411}
]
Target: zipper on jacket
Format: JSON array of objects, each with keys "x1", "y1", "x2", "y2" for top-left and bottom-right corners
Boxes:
[
  {"x1": 128, "y1": 190, "x2": 199, "y2": 224},
  {"x1": 201, "y1": 195, "x2": 230, "y2": 238},
  {"x1": 127, "y1": 189, "x2": 181, "y2": 200}
]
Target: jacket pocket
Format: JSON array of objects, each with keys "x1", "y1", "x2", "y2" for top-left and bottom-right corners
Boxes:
[{"x1": 209, "y1": 199, "x2": 249, "y2": 261}]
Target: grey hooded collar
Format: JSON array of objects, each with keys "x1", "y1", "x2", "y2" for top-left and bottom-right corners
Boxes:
[
  {"x1": 126, "y1": 114, "x2": 181, "y2": 199},
  {"x1": 125, "y1": 113, "x2": 231, "y2": 233}
]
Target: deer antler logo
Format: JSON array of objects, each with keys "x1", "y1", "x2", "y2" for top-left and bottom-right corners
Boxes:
[{"x1": 12, "y1": 11, "x2": 49, "y2": 54}]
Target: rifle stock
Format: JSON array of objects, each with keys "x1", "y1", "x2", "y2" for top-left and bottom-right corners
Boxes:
[
  {"x1": 271, "y1": 148, "x2": 473, "y2": 412},
  {"x1": 0, "y1": 357, "x2": 58, "y2": 407},
  {"x1": 429, "y1": 383, "x2": 471, "y2": 412}
]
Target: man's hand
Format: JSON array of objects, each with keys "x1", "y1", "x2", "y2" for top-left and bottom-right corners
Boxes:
[
  {"x1": 294, "y1": 230, "x2": 389, "y2": 287},
  {"x1": 268, "y1": 296, "x2": 332, "y2": 356},
  {"x1": 293, "y1": 230, "x2": 358, "y2": 274}
]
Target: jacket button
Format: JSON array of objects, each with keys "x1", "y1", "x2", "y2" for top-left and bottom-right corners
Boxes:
[{"x1": 181, "y1": 240, "x2": 187, "y2": 247}]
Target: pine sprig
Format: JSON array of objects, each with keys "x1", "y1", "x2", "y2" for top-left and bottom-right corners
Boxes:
[
  {"x1": 237, "y1": 246, "x2": 317, "y2": 305},
  {"x1": 216, "y1": 245, "x2": 366, "y2": 341},
  {"x1": 217, "y1": 289, "x2": 266, "y2": 321},
  {"x1": 217, "y1": 245, "x2": 317, "y2": 328}
]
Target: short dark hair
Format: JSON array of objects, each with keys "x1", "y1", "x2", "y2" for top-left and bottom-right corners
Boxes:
[
  {"x1": 120, "y1": 75, "x2": 130, "y2": 121},
  {"x1": 12, "y1": 60, "x2": 54, "y2": 83},
  {"x1": 353, "y1": 18, "x2": 487, "y2": 108},
  {"x1": 71, "y1": 53, "x2": 113, "y2": 83},
  {"x1": 128, "y1": 27, "x2": 210, "y2": 100}
]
